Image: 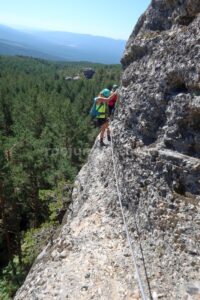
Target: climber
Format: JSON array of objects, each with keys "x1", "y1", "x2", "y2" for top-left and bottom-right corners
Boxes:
[
  {"x1": 108, "y1": 84, "x2": 118, "y2": 117},
  {"x1": 95, "y1": 88, "x2": 113, "y2": 147}
]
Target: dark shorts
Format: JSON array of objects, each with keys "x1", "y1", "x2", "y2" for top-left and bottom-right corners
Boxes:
[
  {"x1": 96, "y1": 118, "x2": 108, "y2": 127},
  {"x1": 108, "y1": 105, "x2": 115, "y2": 116}
]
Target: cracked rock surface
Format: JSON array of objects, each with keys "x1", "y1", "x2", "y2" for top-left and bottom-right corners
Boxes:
[
  {"x1": 15, "y1": 143, "x2": 140, "y2": 300},
  {"x1": 116, "y1": 0, "x2": 200, "y2": 298},
  {"x1": 15, "y1": 0, "x2": 200, "y2": 299}
]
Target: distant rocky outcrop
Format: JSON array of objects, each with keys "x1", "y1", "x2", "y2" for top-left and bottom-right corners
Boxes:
[
  {"x1": 65, "y1": 75, "x2": 81, "y2": 81},
  {"x1": 83, "y1": 68, "x2": 95, "y2": 79},
  {"x1": 15, "y1": 0, "x2": 200, "y2": 299},
  {"x1": 65, "y1": 76, "x2": 73, "y2": 81}
]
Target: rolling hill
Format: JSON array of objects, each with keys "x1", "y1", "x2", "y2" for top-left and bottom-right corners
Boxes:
[{"x1": 0, "y1": 25, "x2": 126, "y2": 63}]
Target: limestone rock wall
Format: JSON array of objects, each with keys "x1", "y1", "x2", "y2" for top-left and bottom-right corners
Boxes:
[
  {"x1": 15, "y1": 143, "x2": 141, "y2": 299},
  {"x1": 15, "y1": 0, "x2": 200, "y2": 299},
  {"x1": 114, "y1": 0, "x2": 200, "y2": 298}
]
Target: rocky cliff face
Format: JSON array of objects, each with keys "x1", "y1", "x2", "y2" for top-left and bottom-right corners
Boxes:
[
  {"x1": 15, "y1": 143, "x2": 141, "y2": 300},
  {"x1": 15, "y1": 0, "x2": 200, "y2": 299}
]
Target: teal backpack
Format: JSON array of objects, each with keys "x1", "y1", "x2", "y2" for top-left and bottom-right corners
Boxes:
[{"x1": 90, "y1": 97, "x2": 103, "y2": 118}]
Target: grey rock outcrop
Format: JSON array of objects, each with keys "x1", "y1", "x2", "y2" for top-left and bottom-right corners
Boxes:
[
  {"x1": 15, "y1": 143, "x2": 141, "y2": 300},
  {"x1": 83, "y1": 68, "x2": 95, "y2": 79},
  {"x1": 117, "y1": 0, "x2": 200, "y2": 298},
  {"x1": 15, "y1": 0, "x2": 200, "y2": 299}
]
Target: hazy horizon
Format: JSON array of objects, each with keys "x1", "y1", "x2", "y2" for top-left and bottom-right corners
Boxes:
[
  {"x1": 0, "y1": 23, "x2": 126, "y2": 41},
  {"x1": 0, "y1": 23, "x2": 126, "y2": 63},
  {"x1": 0, "y1": 0, "x2": 151, "y2": 40}
]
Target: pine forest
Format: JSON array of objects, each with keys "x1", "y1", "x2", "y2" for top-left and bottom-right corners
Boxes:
[{"x1": 0, "y1": 55, "x2": 121, "y2": 299}]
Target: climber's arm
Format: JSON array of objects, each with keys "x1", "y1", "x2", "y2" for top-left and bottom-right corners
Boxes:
[{"x1": 96, "y1": 94, "x2": 115, "y2": 104}]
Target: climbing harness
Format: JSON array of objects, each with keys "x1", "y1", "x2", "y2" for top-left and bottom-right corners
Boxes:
[{"x1": 110, "y1": 128, "x2": 149, "y2": 300}]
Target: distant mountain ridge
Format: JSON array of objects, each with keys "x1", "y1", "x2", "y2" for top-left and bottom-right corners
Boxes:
[{"x1": 0, "y1": 25, "x2": 126, "y2": 63}]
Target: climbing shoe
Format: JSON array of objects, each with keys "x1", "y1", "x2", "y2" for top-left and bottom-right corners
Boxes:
[
  {"x1": 100, "y1": 139, "x2": 107, "y2": 147},
  {"x1": 107, "y1": 134, "x2": 111, "y2": 142}
]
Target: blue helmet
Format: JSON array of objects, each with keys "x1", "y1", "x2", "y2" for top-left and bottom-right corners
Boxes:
[{"x1": 100, "y1": 88, "x2": 111, "y2": 98}]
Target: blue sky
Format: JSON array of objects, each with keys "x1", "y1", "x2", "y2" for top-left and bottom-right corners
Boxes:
[{"x1": 0, "y1": 0, "x2": 151, "y2": 40}]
